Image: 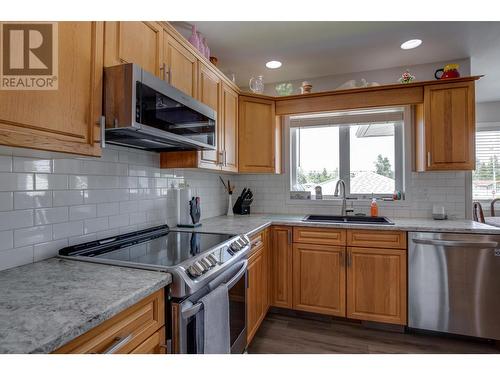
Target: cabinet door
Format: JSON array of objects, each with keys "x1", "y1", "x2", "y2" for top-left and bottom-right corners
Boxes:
[
  {"x1": 104, "y1": 21, "x2": 163, "y2": 77},
  {"x1": 197, "y1": 62, "x2": 221, "y2": 169},
  {"x1": 239, "y1": 96, "x2": 278, "y2": 173},
  {"x1": 423, "y1": 82, "x2": 475, "y2": 170},
  {"x1": 347, "y1": 247, "x2": 407, "y2": 325},
  {"x1": 271, "y1": 226, "x2": 293, "y2": 308},
  {"x1": 221, "y1": 83, "x2": 239, "y2": 172},
  {"x1": 130, "y1": 329, "x2": 166, "y2": 354},
  {"x1": 293, "y1": 244, "x2": 346, "y2": 317},
  {"x1": 0, "y1": 22, "x2": 103, "y2": 156},
  {"x1": 247, "y1": 245, "x2": 265, "y2": 343},
  {"x1": 164, "y1": 32, "x2": 197, "y2": 97}
]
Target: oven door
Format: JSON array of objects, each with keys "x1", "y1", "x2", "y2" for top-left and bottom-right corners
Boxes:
[{"x1": 171, "y1": 260, "x2": 247, "y2": 354}]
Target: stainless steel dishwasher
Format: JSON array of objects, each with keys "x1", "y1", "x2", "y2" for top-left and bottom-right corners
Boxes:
[{"x1": 409, "y1": 232, "x2": 500, "y2": 340}]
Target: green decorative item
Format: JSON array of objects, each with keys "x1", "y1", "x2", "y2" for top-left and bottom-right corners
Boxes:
[
  {"x1": 398, "y1": 70, "x2": 415, "y2": 84},
  {"x1": 275, "y1": 82, "x2": 294, "y2": 96}
]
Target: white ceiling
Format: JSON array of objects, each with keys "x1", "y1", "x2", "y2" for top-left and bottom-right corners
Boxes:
[{"x1": 172, "y1": 21, "x2": 500, "y2": 102}]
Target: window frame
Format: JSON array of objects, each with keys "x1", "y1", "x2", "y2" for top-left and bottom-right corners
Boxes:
[
  {"x1": 288, "y1": 107, "x2": 406, "y2": 200},
  {"x1": 472, "y1": 122, "x2": 500, "y2": 202}
]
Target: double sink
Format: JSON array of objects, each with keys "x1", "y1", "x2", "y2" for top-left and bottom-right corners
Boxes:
[{"x1": 303, "y1": 215, "x2": 394, "y2": 225}]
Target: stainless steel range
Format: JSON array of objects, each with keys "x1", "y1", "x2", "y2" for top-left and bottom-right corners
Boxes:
[{"x1": 58, "y1": 224, "x2": 251, "y2": 354}]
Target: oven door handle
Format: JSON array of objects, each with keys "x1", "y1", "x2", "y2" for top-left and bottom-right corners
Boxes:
[
  {"x1": 181, "y1": 260, "x2": 248, "y2": 320},
  {"x1": 225, "y1": 259, "x2": 248, "y2": 290}
]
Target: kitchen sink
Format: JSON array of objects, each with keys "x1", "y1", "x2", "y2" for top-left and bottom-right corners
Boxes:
[{"x1": 302, "y1": 215, "x2": 394, "y2": 225}]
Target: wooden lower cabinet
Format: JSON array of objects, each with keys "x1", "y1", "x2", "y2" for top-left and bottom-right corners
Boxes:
[
  {"x1": 270, "y1": 226, "x2": 293, "y2": 308},
  {"x1": 292, "y1": 243, "x2": 346, "y2": 316},
  {"x1": 346, "y1": 247, "x2": 407, "y2": 325},
  {"x1": 54, "y1": 289, "x2": 166, "y2": 354},
  {"x1": 246, "y1": 230, "x2": 270, "y2": 344}
]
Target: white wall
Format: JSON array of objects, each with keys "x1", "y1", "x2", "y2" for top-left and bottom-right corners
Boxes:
[
  {"x1": 261, "y1": 59, "x2": 471, "y2": 96},
  {"x1": 0, "y1": 145, "x2": 230, "y2": 271}
]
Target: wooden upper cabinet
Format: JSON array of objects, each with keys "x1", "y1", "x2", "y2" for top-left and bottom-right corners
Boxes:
[
  {"x1": 239, "y1": 95, "x2": 280, "y2": 173},
  {"x1": 221, "y1": 83, "x2": 239, "y2": 172},
  {"x1": 164, "y1": 32, "x2": 198, "y2": 97},
  {"x1": 104, "y1": 21, "x2": 163, "y2": 77},
  {"x1": 293, "y1": 243, "x2": 346, "y2": 317},
  {"x1": 197, "y1": 62, "x2": 221, "y2": 169},
  {"x1": 271, "y1": 226, "x2": 293, "y2": 308},
  {"x1": 0, "y1": 21, "x2": 103, "y2": 156},
  {"x1": 346, "y1": 247, "x2": 407, "y2": 325},
  {"x1": 415, "y1": 81, "x2": 475, "y2": 171}
]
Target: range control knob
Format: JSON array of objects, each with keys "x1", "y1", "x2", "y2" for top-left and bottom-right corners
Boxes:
[
  {"x1": 229, "y1": 242, "x2": 240, "y2": 252},
  {"x1": 200, "y1": 258, "x2": 212, "y2": 269},
  {"x1": 187, "y1": 265, "x2": 202, "y2": 278},
  {"x1": 207, "y1": 254, "x2": 218, "y2": 266}
]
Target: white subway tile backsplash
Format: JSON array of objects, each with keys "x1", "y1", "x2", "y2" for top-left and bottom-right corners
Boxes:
[
  {"x1": 0, "y1": 246, "x2": 33, "y2": 271},
  {"x1": 35, "y1": 174, "x2": 68, "y2": 190},
  {"x1": 14, "y1": 191, "x2": 52, "y2": 209},
  {"x1": 0, "y1": 192, "x2": 13, "y2": 211},
  {"x1": 69, "y1": 204, "x2": 97, "y2": 221},
  {"x1": 0, "y1": 146, "x2": 229, "y2": 271},
  {"x1": 0, "y1": 155, "x2": 12, "y2": 172},
  {"x1": 0, "y1": 210, "x2": 33, "y2": 231},
  {"x1": 35, "y1": 207, "x2": 69, "y2": 225},
  {"x1": 97, "y1": 202, "x2": 120, "y2": 217},
  {"x1": 108, "y1": 214, "x2": 129, "y2": 229},
  {"x1": 14, "y1": 225, "x2": 52, "y2": 247},
  {"x1": 0, "y1": 230, "x2": 14, "y2": 251},
  {"x1": 84, "y1": 217, "x2": 108, "y2": 234},
  {"x1": 0, "y1": 173, "x2": 34, "y2": 191},
  {"x1": 53, "y1": 221, "x2": 84, "y2": 240},
  {"x1": 53, "y1": 190, "x2": 84, "y2": 207},
  {"x1": 13, "y1": 157, "x2": 52, "y2": 173},
  {"x1": 34, "y1": 239, "x2": 68, "y2": 262}
]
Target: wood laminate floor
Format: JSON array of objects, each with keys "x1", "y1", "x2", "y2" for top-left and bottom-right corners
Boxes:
[{"x1": 248, "y1": 312, "x2": 500, "y2": 354}]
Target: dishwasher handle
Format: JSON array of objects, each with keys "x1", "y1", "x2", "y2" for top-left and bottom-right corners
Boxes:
[{"x1": 413, "y1": 238, "x2": 499, "y2": 248}]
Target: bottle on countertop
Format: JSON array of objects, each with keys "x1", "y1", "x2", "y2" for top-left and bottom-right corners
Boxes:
[{"x1": 370, "y1": 197, "x2": 378, "y2": 217}]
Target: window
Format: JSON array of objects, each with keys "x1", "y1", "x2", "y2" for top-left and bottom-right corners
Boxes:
[
  {"x1": 289, "y1": 107, "x2": 405, "y2": 199},
  {"x1": 473, "y1": 129, "x2": 500, "y2": 200}
]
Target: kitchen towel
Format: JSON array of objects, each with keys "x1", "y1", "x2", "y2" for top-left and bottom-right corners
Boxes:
[{"x1": 199, "y1": 283, "x2": 230, "y2": 354}]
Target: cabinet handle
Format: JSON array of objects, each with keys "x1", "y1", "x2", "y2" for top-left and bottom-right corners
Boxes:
[
  {"x1": 167, "y1": 66, "x2": 172, "y2": 84},
  {"x1": 102, "y1": 334, "x2": 132, "y2": 354},
  {"x1": 347, "y1": 251, "x2": 351, "y2": 267},
  {"x1": 159, "y1": 63, "x2": 166, "y2": 81},
  {"x1": 287, "y1": 230, "x2": 292, "y2": 245},
  {"x1": 427, "y1": 152, "x2": 431, "y2": 168},
  {"x1": 224, "y1": 150, "x2": 227, "y2": 166},
  {"x1": 100, "y1": 116, "x2": 106, "y2": 149}
]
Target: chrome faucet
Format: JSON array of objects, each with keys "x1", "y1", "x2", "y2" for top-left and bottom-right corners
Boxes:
[{"x1": 334, "y1": 179, "x2": 347, "y2": 216}]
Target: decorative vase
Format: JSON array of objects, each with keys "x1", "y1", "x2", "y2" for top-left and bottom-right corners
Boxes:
[
  {"x1": 187, "y1": 25, "x2": 200, "y2": 50},
  {"x1": 203, "y1": 38, "x2": 210, "y2": 59},
  {"x1": 197, "y1": 32, "x2": 205, "y2": 55},
  {"x1": 300, "y1": 81, "x2": 312, "y2": 94},
  {"x1": 249, "y1": 75, "x2": 264, "y2": 94},
  {"x1": 227, "y1": 194, "x2": 234, "y2": 216}
]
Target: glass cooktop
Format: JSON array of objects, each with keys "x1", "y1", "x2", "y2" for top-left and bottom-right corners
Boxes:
[{"x1": 59, "y1": 225, "x2": 234, "y2": 268}]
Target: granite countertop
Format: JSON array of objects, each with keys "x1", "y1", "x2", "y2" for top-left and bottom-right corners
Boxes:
[
  {"x1": 176, "y1": 214, "x2": 500, "y2": 237},
  {"x1": 0, "y1": 258, "x2": 171, "y2": 354}
]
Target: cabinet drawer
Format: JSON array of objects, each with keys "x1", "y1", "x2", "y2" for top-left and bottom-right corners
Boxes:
[
  {"x1": 130, "y1": 328, "x2": 166, "y2": 354},
  {"x1": 54, "y1": 289, "x2": 165, "y2": 354},
  {"x1": 347, "y1": 230, "x2": 407, "y2": 249},
  {"x1": 248, "y1": 230, "x2": 266, "y2": 257},
  {"x1": 293, "y1": 227, "x2": 346, "y2": 246}
]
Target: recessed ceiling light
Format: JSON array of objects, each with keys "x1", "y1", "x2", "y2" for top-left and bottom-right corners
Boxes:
[
  {"x1": 400, "y1": 39, "x2": 422, "y2": 50},
  {"x1": 266, "y1": 60, "x2": 282, "y2": 69}
]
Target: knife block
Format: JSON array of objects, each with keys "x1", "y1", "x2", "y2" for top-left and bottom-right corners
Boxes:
[{"x1": 232, "y1": 196, "x2": 251, "y2": 215}]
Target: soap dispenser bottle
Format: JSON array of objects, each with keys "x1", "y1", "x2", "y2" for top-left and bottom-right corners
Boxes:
[{"x1": 370, "y1": 197, "x2": 378, "y2": 217}]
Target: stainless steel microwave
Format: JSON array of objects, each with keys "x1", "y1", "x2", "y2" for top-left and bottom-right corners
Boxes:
[{"x1": 103, "y1": 63, "x2": 216, "y2": 151}]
